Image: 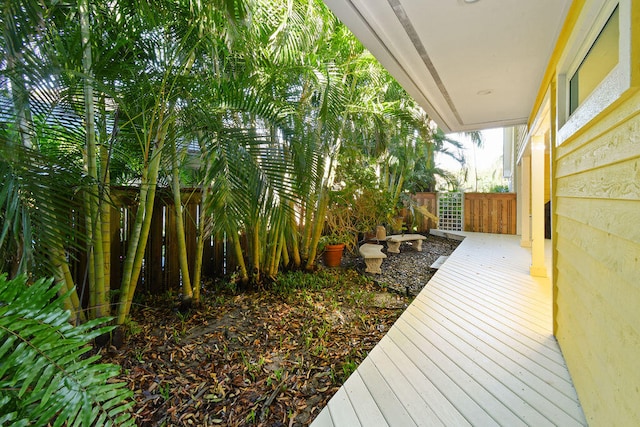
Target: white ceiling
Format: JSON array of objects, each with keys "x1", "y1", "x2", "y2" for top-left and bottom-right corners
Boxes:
[{"x1": 323, "y1": 0, "x2": 572, "y2": 133}]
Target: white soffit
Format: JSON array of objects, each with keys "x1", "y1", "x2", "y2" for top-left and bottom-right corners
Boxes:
[{"x1": 323, "y1": 0, "x2": 571, "y2": 133}]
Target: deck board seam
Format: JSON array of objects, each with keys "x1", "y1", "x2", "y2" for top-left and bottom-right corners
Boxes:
[
  {"x1": 421, "y1": 280, "x2": 560, "y2": 354},
  {"x1": 403, "y1": 305, "x2": 585, "y2": 421},
  {"x1": 393, "y1": 320, "x2": 532, "y2": 425},
  {"x1": 433, "y1": 266, "x2": 552, "y2": 320},
  {"x1": 387, "y1": 327, "x2": 503, "y2": 426},
  {"x1": 414, "y1": 285, "x2": 561, "y2": 361},
  {"x1": 409, "y1": 298, "x2": 575, "y2": 386}
]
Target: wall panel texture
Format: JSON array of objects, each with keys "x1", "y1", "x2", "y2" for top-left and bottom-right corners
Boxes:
[{"x1": 554, "y1": 90, "x2": 640, "y2": 426}]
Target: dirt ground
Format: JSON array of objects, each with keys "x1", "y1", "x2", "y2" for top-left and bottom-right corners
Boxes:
[{"x1": 101, "y1": 236, "x2": 460, "y2": 426}]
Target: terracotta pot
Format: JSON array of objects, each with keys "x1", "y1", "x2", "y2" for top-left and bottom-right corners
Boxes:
[{"x1": 323, "y1": 243, "x2": 345, "y2": 267}]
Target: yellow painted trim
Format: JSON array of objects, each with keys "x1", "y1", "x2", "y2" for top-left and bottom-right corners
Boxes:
[
  {"x1": 528, "y1": 0, "x2": 587, "y2": 130},
  {"x1": 530, "y1": 265, "x2": 548, "y2": 278},
  {"x1": 550, "y1": 76, "x2": 558, "y2": 335},
  {"x1": 631, "y1": 0, "x2": 640, "y2": 86}
]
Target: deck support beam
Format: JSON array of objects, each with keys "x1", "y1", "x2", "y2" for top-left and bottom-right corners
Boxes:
[
  {"x1": 520, "y1": 155, "x2": 531, "y2": 248},
  {"x1": 530, "y1": 135, "x2": 547, "y2": 277}
]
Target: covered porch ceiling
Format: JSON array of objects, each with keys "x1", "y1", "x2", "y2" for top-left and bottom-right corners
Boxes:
[{"x1": 323, "y1": 0, "x2": 572, "y2": 133}]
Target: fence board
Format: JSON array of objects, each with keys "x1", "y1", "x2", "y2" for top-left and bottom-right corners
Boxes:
[
  {"x1": 147, "y1": 205, "x2": 164, "y2": 294},
  {"x1": 464, "y1": 193, "x2": 517, "y2": 234},
  {"x1": 412, "y1": 192, "x2": 438, "y2": 232},
  {"x1": 69, "y1": 189, "x2": 517, "y2": 308},
  {"x1": 110, "y1": 205, "x2": 122, "y2": 291},
  {"x1": 186, "y1": 203, "x2": 198, "y2": 280}
]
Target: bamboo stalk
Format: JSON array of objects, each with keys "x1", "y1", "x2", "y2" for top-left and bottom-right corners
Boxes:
[
  {"x1": 274, "y1": 232, "x2": 285, "y2": 276},
  {"x1": 99, "y1": 97, "x2": 111, "y2": 316},
  {"x1": 304, "y1": 188, "x2": 329, "y2": 270},
  {"x1": 52, "y1": 246, "x2": 86, "y2": 324},
  {"x1": 281, "y1": 233, "x2": 290, "y2": 268},
  {"x1": 229, "y1": 226, "x2": 249, "y2": 283},
  {"x1": 192, "y1": 185, "x2": 209, "y2": 303},
  {"x1": 171, "y1": 143, "x2": 193, "y2": 301},
  {"x1": 288, "y1": 202, "x2": 301, "y2": 268},
  {"x1": 266, "y1": 215, "x2": 281, "y2": 277},
  {"x1": 251, "y1": 220, "x2": 261, "y2": 283},
  {"x1": 116, "y1": 123, "x2": 166, "y2": 324},
  {"x1": 125, "y1": 137, "x2": 164, "y2": 303},
  {"x1": 80, "y1": 0, "x2": 107, "y2": 319}
]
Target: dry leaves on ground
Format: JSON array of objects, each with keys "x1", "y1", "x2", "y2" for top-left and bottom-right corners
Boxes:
[
  {"x1": 103, "y1": 269, "x2": 409, "y2": 426},
  {"x1": 102, "y1": 234, "x2": 460, "y2": 426}
]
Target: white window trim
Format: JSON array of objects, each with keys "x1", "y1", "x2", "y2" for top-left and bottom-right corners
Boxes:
[{"x1": 556, "y1": 0, "x2": 631, "y2": 145}]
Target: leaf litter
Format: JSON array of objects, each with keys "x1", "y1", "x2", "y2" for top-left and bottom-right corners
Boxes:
[{"x1": 102, "y1": 235, "x2": 460, "y2": 426}]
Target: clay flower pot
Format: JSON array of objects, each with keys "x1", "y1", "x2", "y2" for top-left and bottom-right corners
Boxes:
[{"x1": 323, "y1": 243, "x2": 345, "y2": 267}]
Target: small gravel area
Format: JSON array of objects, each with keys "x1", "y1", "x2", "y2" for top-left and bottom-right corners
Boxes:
[{"x1": 346, "y1": 234, "x2": 461, "y2": 296}]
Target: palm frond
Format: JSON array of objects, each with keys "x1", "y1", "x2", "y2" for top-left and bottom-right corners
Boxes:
[
  {"x1": 0, "y1": 138, "x2": 87, "y2": 278},
  {"x1": 0, "y1": 274, "x2": 134, "y2": 426}
]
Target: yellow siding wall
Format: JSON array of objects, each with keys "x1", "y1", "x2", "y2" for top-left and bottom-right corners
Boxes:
[{"x1": 554, "y1": 89, "x2": 640, "y2": 426}]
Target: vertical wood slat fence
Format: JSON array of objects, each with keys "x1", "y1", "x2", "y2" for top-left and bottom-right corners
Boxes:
[
  {"x1": 71, "y1": 187, "x2": 242, "y2": 299},
  {"x1": 70, "y1": 189, "x2": 517, "y2": 297},
  {"x1": 402, "y1": 192, "x2": 517, "y2": 235},
  {"x1": 464, "y1": 192, "x2": 517, "y2": 234},
  {"x1": 409, "y1": 192, "x2": 438, "y2": 231}
]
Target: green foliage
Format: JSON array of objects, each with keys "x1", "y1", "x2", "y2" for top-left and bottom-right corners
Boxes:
[
  {"x1": 0, "y1": 274, "x2": 134, "y2": 426},
  {"x1": 490, "y1": 184, "x2": 510, "y2": 193},
  {"x1": 325, "y1": 158, "x2": 395, "y2": 250},
  {"x1": 341, "y1": 358, "x2": 358, "y2": 380},
  {"x1": 271, "y1": 270, "x2": 332, "y2": 298},
  {"x1": 1, "y1": 0, "x2": 462, "y2": 319},
  {"x1": 0, "y1": 138, "x2": 86, "y2": 279}
]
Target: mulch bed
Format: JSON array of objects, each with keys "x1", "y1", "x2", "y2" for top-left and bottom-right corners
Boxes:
[{"x1": 101, "y1": 235, "x2": 460, "y2": 426}]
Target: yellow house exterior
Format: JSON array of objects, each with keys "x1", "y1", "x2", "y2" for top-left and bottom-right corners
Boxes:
[
  {"x1": 324, "y1": 0, "x2": 639, "y2": 424},
  {"x1": 520, "y1": 0, "x2": 640, "y2": 424}
]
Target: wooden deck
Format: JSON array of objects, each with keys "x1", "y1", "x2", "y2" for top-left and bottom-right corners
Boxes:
[{"x1": 312, "y1": 232, "x2": 586, "y2": 426}]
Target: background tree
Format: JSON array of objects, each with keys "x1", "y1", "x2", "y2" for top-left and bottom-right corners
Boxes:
[{"x1": 1, "y1": 0, "x2": 467, "y2": 328}]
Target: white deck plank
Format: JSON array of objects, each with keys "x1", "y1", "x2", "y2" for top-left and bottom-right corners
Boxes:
[
  {"x1": 433, "y1": 267, "x2": 551, "y2": 329},
  {"x1": 326, "y1": 387, "x2": 361, "y2": 427},
  {"x1": 356, "y1": 358, "x2": 418, "y2": 426},
  {"x1": 343, "y1": 371, "x2": 389, "y2": 426},
  {"x1": 394, "y1": 317, "x2": 540, "y2": 426},
  {"x1": 374, "y1": 338, "x2": 471, "y2": 426},
  {"x1": 423, "y1": 275, "x2": 565, "y2": 362},
  {"x1": 410, "y1": 298, "x2": 577, "y2": 395},
  {"x1": 400, "y1": 309, "x2": 583, "y2": 425},
  {"x1": 414, "y1": 294, "x2": 573, "y2": 396},
  {"x1": 366, "y1": 344, "x2": 447, "y2": 426},
  {"x1": 412, "y1": 280, "x2": 571, "y2": 378},
  {"x1": 384, "y1": 326, "x2": 505, "y2": 426},
  {"x1": 311, "y1": 233, "x2": 587, "y2": 427},
  {"x1": 312, "y1": 407, "x2": 334, "y2": 427},
  {"x1": 429, "y1": 255, "x2": 449, "y2": 269}
]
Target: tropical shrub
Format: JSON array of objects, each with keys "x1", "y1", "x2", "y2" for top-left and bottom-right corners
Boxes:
[{"x1": 0, "y1": 274, "x2": 133, "y2": 426}]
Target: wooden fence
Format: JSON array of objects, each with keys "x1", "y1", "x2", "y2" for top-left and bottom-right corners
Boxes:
[
  {"x1": 401, "y1": 192, "x2": 517, "y2": 234},
  {"x1": 70, "y1": 189, "x2": 517, "y2": 296},
  {"x1": 71, "y1": 187, "x2": 240, "y2": 297},
  {"x1": 464, "y1": 192, "x2": 517, "y2": 234},
  {"x1": 407, "y1": 192, "x2": 438, "y2": 231}
]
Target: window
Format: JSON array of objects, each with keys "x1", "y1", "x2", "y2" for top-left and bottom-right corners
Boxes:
[
  {"x1": 568, "y1": 6, "x2": 619, "y2": 115},
  {"x1": 557, "y1": 0, "x2": 631, "y2": 144}
]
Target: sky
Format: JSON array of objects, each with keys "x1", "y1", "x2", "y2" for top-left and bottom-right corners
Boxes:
[{"x1": 436, "y1": 127, "x2": 506, "y2": 191}]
